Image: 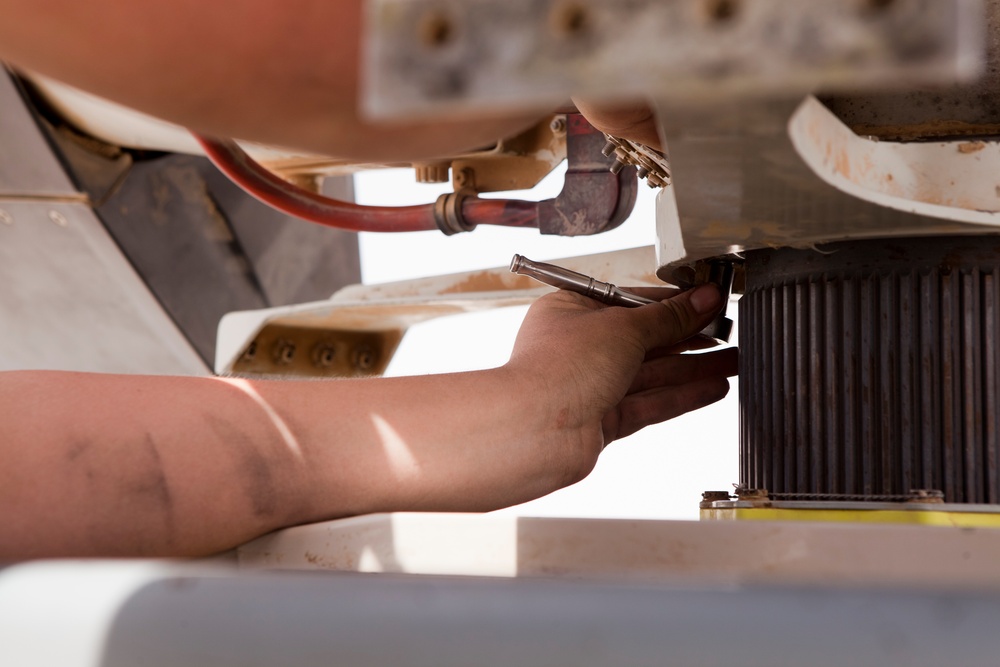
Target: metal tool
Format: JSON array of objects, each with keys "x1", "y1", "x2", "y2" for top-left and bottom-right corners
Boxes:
[
  {"x1": 510, "y1": 254, "x2": 734, "y2": 344},
  {"x1": 510, "y1": 255, "x2": 656, "y2": 308}
]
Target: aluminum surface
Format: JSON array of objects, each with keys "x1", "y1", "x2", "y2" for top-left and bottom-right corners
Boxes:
[
  {"x1": 238, "y1": 513, "x2": 1000, "y2": 589},
  {"x1": 7, "y1": 557, "x2": 1000, "y2": 667},
  {"x1": 0, "y1": 71, "x2": 81, "y2": 198},
  {"x1": 654, "y1": 97, "x2": 988, "y2": 283},
  {"x1": 0, "y1": 202, "x2": 206, "y2": 374},
  {"x1": 364, "y1": 0, "x2": 982, "y2": 119}
]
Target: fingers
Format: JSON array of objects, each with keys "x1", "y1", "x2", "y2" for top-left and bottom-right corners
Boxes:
[
  {"x1": 619, "y1": 286, "x2": 682, "y2": 301},
  {"x1": 646, "y1": 334, "x2": 722, "y2": 360},
  {"x1": 622, "y1": 283, "x2": 724, "y2": 352},
  {"x1": 628, "y1": 347, "x2": 738, "y2": 395},
  {"x1": 573, "y1": 98, "x2": 663, "y2": 149},
  {"x1": 606, "y1": 377, "x2": 731, "y2": 442}
]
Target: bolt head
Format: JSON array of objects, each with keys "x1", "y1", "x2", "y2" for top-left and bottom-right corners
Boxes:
[{"x1": 352, "y1": 344, "x2": 377, "y2": 372}]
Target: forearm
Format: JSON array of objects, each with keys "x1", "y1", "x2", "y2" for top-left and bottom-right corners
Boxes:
[
  {"x1": 0, "y1": 0, "x2": 541, "y2": 159},
  {"x1": 0, "y1": 368, "x2": 564, "y2": 559},
  {"x1": 0, "y1": 289, "x2": 735, "y2": 560}
]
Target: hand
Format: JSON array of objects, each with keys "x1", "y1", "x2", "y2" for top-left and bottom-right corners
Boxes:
[{"x1": 505, "y1": 284, "x2": 738, "y2": 485}]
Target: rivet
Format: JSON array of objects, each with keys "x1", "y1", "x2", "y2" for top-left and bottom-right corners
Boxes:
[{"x1": 49, "y1": 211, "x2": 69, "y2": 228}]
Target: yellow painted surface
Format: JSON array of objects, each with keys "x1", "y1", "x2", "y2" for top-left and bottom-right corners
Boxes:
[{"x1": 701, "y1": 507, "x2": 1000, "y2": 528}]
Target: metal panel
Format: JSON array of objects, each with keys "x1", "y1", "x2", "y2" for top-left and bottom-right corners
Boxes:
[
  {"x1": 653, "y1": 97, "x2": 988, "y2": 281},
  {"x1": 0, "y1": 71, "x2": 80, "y2": 198},
  {"x1": 215, "y1": 247, "x2": 660, "y2": 376},
  {"x1": 0, "y1": 201, "x2": 205, "y2": 374},
  {"x1": 239, "y1": 512, "x2": 1000, "y2": 589},
  {"x1": 363, "y1": 0, "x2": 983, "y2": 120},
  {"x1": 790, "y1": 96, "x2": 1000, "y2": 227},
  {"x1": 37, "y1": 124, "x2": 361, "y2": 366},
  {"x1": 4, "y1": 558, "x2": 1000, "y2": 667}
]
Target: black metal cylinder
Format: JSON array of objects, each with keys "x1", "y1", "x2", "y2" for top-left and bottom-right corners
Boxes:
[{"x1": 740, "y1": 236, "x2": 1000, "y2": 503}]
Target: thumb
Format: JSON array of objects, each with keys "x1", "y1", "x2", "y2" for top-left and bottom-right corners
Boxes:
[{"x1": 628, "y1": 283, "x2": 723, "y2": 351}]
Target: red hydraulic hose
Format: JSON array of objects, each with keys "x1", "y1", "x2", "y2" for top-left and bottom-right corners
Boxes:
[
  {"x1": 195, "y1": 135, "x2": 441, "y2": 233},
  {"x1": 194, "y1": 115, "x2": 636, "y2": 237}
]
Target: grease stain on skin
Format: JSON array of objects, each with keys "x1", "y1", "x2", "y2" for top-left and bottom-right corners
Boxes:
[
  {"x1": 67, "y1": 434, "x2": 177, "y2": 553},
  {"x1": 133, "y1": 435, "x2": 173, "y2": 516},
  {"x1": 206, "y1": 414, "x2": 279, "y2": 518},
  {"x1": 66, "y1": 440, "x2": 91, "y2": 462}
]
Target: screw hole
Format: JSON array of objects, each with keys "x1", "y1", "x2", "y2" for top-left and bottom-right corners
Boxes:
[
  {"x1": 866, "y1": 0, "x2": 896, "y2": 12},
  {"x1": 704, "y1": 0, "x2": 739, "y2": 24},
  {"x1": 420, "y1": 12, "x2": 455, "y2": 48},
  {"x1": 552, "y1": 2, "x2": 589, "y2": 37}
]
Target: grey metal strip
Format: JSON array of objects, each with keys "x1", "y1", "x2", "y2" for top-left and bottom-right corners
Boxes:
[{"x1": 363, "y1": 0, "x2": 983, "y2": 119}]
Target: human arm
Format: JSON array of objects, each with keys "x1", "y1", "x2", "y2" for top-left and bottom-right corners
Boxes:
[
  {"x1": 0, "y1": 0, "x2": 544, "y2": 160},
  {"x1": 0, "y1": 285, "x2": 735, "y2": 559},
  {"x1": 0, "y1": 1, "x2": 669, "y2": 159}
]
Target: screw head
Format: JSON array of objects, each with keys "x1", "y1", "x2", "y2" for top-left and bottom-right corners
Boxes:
[
  {"x1": 312, "y1": 344, "x2": 337, "y2": 368},
  {"x1": 352, "y1": 344, "x2": 377, "y2": 372},
  {"x1": 241, "y1": 341, "x2": 258, "y2": 362},
  {"x1": 273, "y1": 340, "x2": 296, "y2": 365},
  {"x1": 549, "y1": 117, "x2": 567, "y2": 135},
  {"x1": 454, "y1": 167, "x2": 476, "y2": 190}
]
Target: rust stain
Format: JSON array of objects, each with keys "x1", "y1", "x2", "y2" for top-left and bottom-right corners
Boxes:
[
  {"x1": 859, "y1": 153, "x2": 875, "y2": 179},
  {"x1": 439, "y1": 270, "x2": 536, "y2": 295},
  {"x1": 849, "y1": 120, "x2": 1000, "y2": 142},
  {"x1": 881, "y1": 172, "x2": 903, "y2": 198},
  {"x1": 304, "y1": 551, "x2": 324, "y2": 565},
  {"x1": 834, "y1": 149, "x2": 851, "y2": 179},
  {"x1": 958, "y1": 141, "x2": 986, "y2": 154}
]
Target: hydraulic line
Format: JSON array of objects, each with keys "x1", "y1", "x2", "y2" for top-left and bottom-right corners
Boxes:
[
  {"x1": 195, "y1": 135, "x2": 438, "y2": 233},
  {"x1": 194, "y1": 114, "x2": 636, "y2": 236}
]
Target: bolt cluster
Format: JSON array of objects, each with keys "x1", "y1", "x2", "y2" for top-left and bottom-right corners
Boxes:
[{"x1": 601, "y1": 134, "x2": 671, "y2": 189}]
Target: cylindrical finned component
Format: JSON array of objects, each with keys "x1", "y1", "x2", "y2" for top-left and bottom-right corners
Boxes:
[{"x1": 740, "y1": 236, "x2": 1000, "y2": 504}]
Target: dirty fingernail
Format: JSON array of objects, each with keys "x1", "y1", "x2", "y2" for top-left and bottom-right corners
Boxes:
[{"x1": 689, "y1": 283, "x2": 721, "y2": 314}]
